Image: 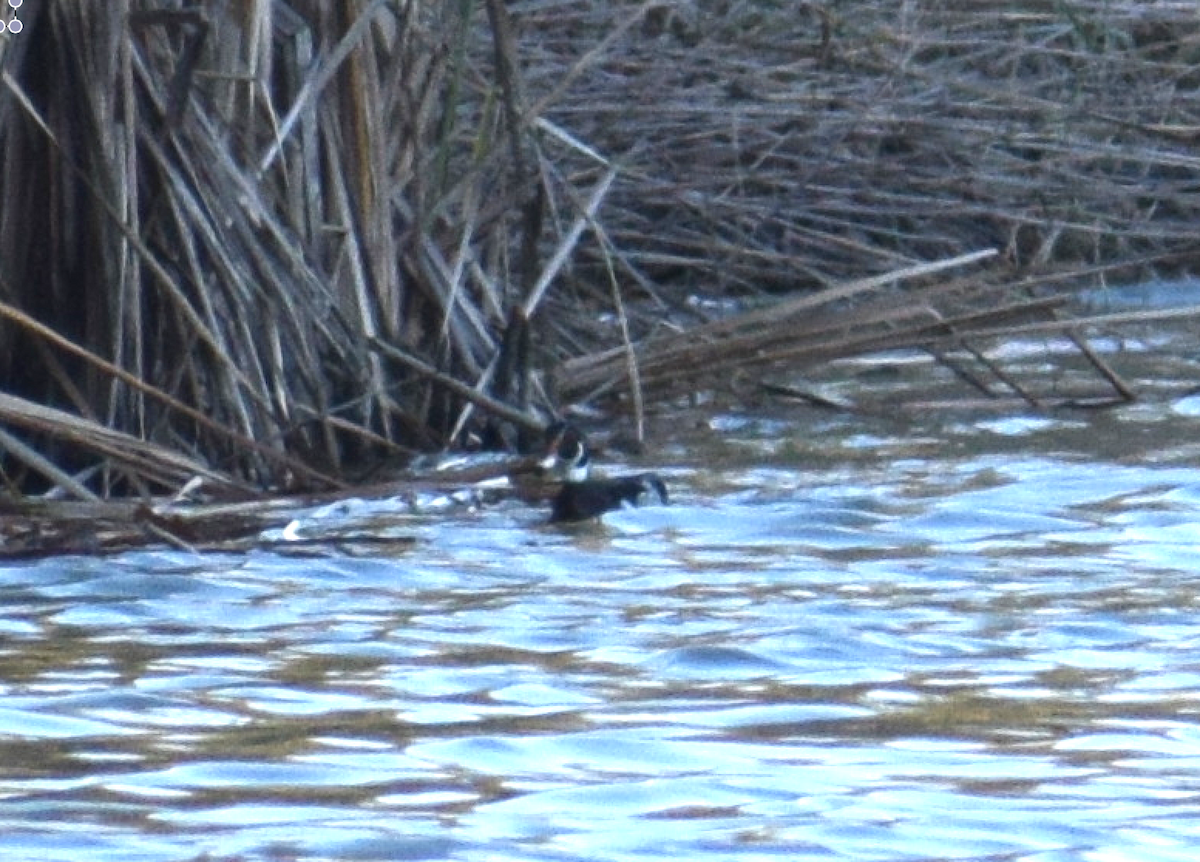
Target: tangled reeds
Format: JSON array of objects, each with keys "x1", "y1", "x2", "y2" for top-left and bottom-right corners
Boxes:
[{"x1": 1, "y1": 0, "x2": 1199, "y2": 509}]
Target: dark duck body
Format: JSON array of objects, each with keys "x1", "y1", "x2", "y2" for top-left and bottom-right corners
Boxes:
[
  {"x1": 550, "y1": 473, "x2": 669, "y2": 523},
  {"x1": 540, "y1": 423, "x2": 669, "y2": 523}
]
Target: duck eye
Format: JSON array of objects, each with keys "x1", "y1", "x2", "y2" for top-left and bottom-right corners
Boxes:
[{"x1": 558, "y1": 436, "x2": 584, "y2": 462}]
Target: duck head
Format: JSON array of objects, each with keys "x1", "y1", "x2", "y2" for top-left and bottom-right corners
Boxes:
[{"x1": 539, "y1": 421, "x2": 591, "y2": 482}]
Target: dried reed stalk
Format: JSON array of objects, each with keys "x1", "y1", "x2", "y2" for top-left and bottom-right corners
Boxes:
[
  {"x1": 526, "y1": 2, "x2": 1200, "y2": 335},
  {"x1": 0, "y1": 1, "x2": 1198, "y2": 501}
]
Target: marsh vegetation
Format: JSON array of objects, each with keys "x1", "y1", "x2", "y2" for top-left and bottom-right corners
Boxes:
[{"x1": 0, "y1": 0, "x2": 1197, "y2": 516}]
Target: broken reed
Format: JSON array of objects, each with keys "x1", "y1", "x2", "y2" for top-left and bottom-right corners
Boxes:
[
  {"x1": 0, "y1": 0, "x2": 549, "y2": 496},
  {"x1": 1, "y1": 1, "x2": 1199, "y2": 500},
  {"x1": 542, "y1": 1, "x2": 1200, "y2": 331}
]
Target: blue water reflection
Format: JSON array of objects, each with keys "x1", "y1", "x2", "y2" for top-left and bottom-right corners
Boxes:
[{"x1": 5, "y1": 376, "x2": 1200, "y2": 860}]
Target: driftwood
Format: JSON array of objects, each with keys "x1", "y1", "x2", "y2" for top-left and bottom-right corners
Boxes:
[{"x1": 0, "y1": 451, "x2": 552, "y2": 558}]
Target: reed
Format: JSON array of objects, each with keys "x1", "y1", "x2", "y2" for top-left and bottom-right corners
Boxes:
[{"x1": 0, "y1": 1, "x2": 1196, "y2": 501}]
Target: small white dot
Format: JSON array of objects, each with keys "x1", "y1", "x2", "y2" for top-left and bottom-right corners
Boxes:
[{"x1": 7, "y1": 20, "x2": 19, "y2": 33}]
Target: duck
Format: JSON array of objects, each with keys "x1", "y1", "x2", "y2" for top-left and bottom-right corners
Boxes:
[{"x1": 540, "y1": 422, "x2": 669, "y2": 523}]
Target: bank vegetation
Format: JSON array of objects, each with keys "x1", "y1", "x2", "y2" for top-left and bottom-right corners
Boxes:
[{"x1": 1, "y1": 0, "x2": 1199, "y2": 514}]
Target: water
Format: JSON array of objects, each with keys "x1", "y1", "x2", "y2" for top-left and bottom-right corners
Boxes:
[{"x1": 4, "y1": 338, "x2": 1200, "y2": 861}]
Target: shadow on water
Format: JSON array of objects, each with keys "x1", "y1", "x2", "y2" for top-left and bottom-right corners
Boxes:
[{"x1": 4, "y1": 332, "x2": 1200, "y2": 861}]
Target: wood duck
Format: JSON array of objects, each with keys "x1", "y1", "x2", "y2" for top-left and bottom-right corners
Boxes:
[{"x1": 540, "y1": 422, "x2": 669, "y2": 523}]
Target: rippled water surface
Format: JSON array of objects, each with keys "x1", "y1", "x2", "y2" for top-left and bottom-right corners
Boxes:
[{"x1": 5, "y1": 342, "x2": 1200, "y2": 861}]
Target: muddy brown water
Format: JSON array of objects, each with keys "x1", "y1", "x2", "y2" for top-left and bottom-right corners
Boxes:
[{"x1": 3, "y1": 328, "x2": 1200, "y2": 861}]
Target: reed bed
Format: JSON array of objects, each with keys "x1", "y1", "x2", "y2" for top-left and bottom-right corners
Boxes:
[
  {"x1": 529, "y1": 1, "x2": 1200, "y2": 353},
  {"x1": 0, "y1": 0, "x2": 1198, "y2": 508}
]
